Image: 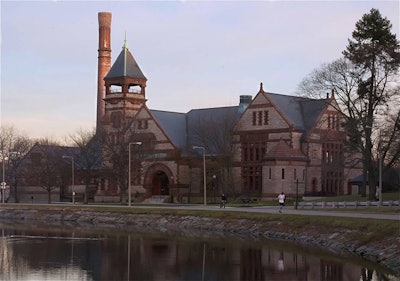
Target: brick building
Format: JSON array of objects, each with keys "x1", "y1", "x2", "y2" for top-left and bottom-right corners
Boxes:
[
  {"x1": 93, "y1": 12, "x2": 361, "y2": 203},
  {"x1": 13, "y1": 12, "x2": 361, "y2": 204}
]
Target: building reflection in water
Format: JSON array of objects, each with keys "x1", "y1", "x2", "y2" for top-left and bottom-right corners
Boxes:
[{"x1": 0, "y1": 224, "x2": 398, "y2": 281}]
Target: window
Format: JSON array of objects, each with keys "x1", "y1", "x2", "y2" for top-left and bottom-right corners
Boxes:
[
  {"x1": 281, "y1": 168, "x2": 285, "y2": 179},
  {"x1": 321, "y1": 142, "x2": 344, "y2": 195},
  {"x1": 138, "y1": 119, "x2": 148, "y2": 129},
  {"x1": 269, "y1": 168, "x2": 271, "y2": 179},
  {"x1": 327, "y1": 115, "x2": 331, "y2": 129},
  {"x1": 263, "y1": 110, "x2": 269, "y2": 125},
  {"x1": 252, "y1": 111, "x2": 269, "y2": 126},
  {"x1": 294, "y1": 168, "x2": 297, "y2": 180},
  {"x1": 243, "y1": 143, "x2": 248, "y2": 161},
  {"x1": 241, "y1": 138, "x2": 267, "y2": 193},
  {"x1": 327, "y1": 114, "x2": 341, "y2": 130}
]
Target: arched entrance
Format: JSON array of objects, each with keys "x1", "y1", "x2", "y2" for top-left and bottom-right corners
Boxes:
[
  {"x1": 152, "y1": 171, "x2": 170, "y2": 195},
  {"x1": 144, "y1": 164, "x2": 173, "y2": 196}
]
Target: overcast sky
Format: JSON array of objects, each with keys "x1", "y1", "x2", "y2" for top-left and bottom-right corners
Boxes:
[{"x1": 1, "y1": 0, "x2": 399, "y2": 141}]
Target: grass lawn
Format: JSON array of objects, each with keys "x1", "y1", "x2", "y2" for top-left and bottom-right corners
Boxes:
[{"x1": 306, "y1": 192, "x2": 400, "y2": 202}]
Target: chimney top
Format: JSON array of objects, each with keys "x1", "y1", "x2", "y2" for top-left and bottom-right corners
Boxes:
[{"x1": 98, "y1": 12, "x2": 112, "y2": 27}]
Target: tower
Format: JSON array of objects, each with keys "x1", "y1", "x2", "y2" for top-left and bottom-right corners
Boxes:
[
  {"x1": 102, "y1": 39, "x2": 147, "y2": 132},
  {"x1": 97, "y1": 12, "x2": 112, "y2": 133}
]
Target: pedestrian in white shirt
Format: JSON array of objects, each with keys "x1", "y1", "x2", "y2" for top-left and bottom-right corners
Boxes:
[{"x1": 278, "y1": 192, "x2": 285, "y2": 213}]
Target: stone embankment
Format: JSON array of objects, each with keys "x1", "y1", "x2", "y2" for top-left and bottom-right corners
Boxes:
[{"x1": 0, "y1": 207, "x2": 399, "y2": 275}]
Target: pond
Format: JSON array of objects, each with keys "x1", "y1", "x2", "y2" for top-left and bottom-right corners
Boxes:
[{"x1": 0, "y1": 221, "x2": 398, "y2": 281}]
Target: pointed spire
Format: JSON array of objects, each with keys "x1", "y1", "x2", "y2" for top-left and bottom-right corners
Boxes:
[
  {"x1": 123, "y1": 31, "x2": 128, "y2": 50},
  {"x1": 122, "y1": 33, "x2": 129, "y2": 76},
  {"x1": 259, "y1": 82, "x2": 264, "y2": 93},
  {"x1": 105, "y1": 39, "x2": 147, "y2": 80}
]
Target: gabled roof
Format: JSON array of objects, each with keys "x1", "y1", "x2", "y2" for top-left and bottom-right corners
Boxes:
[
  {"x1": 150, "y1": 106, "x2": 242, "y2": 155},
  {"x1": 150, "y1": 110, "x2": 187, "y2": 148},
  {"x1": 105, "y1": 42, "x2": 147, "y2": 80},
  {"x1": 148, "y1": 90, "x2": 330, "y2": 154},
  {"x1": 300, "y1": 98, "x2": 329, "y2": 130},
  {"x1": 28, "y1": 142, "x2": 103, "y2": 171},
  {"x1": 187, "y1": 106, "x2": 241, "y2": 154},
  {"x1": 265, "y1": 92, "x2": 329, "y2": 131},
  {"x1": 30, "y1": 143, "x2": 80, "y2": 158}
]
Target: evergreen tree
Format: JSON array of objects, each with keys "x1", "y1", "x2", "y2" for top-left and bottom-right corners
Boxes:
[{"x1": 345, "y1": 9, "x2": 400, "y2": 199}]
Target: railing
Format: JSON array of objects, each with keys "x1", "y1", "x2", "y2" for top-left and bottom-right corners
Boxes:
[
  {"x1": 297, "y1": 200, "x2": 400, "y2": 209},
  {"x1": 109, "y1": 89, "x2": 141, "y2": 94}
]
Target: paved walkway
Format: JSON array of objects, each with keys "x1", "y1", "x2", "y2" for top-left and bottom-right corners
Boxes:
[
  {"x1": 7, "y1": 203, "x2": 400, "y2": 221},
  {"x1": 121, "y1": 203, "x2": 400, "y2": 221}
]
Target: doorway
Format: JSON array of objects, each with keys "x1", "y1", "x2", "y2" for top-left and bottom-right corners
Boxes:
[{"x1": 152, "y1": 171, "x2": 170, "y2": 195}]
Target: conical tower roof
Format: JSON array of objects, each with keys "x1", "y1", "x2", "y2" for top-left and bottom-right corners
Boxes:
[{"x1": 105, "y1": 41, "x2": 147, "y2": 80}]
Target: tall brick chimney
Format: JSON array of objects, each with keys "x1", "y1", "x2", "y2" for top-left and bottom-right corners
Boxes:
[{"x1": 97, "y1": 12, "x2": 112, "y2": 133}]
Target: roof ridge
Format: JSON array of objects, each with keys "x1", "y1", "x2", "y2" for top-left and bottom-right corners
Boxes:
[{"x1": 188, "y1": 105, "x2": 238, "y2": 112}]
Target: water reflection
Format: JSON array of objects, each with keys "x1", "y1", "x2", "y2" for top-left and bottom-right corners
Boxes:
[{"x1": 0, "y1": 222, "x2": 398, "y2": 281}]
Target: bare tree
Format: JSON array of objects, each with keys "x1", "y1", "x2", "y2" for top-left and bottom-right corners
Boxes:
[
  {"x1": 23, "y1": 141, "x2": 68, "y2": 204},
  {"x1": 0, "y1": 124, "x2": 34, "y2": 202},
  {"x1": 101, "y1": 117, "x2": 150, "y2": 203},
  {"x1": 70, "y1": 128, "x2": 102, "y2": 204},
  {"x1": 190, "y1": 108, "x2": 239, "y2": 198}
]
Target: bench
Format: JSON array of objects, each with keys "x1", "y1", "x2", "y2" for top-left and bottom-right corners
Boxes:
[{"x1": 241, "y1": 198, "x2": 257, "y2": 204}]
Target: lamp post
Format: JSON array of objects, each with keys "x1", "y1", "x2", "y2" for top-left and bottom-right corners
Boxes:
[
  {"x1": 1, "y1": 155, "x2": 8, "y2": 204},
  {"x1": 378, "y1": 131, "x2": 382, "y2": 207},
  {"x1": 212, "y1": 174, "x2": 216, "y2": 203},
  {"x1": 62, "y1": 156, "x2": 75, "y2": 204},
  {"x1": 193, "y1": 146, "x2": 207, "y2": 205},
  {"x1": 128, "y1": 142, "x2": 142, "y2": 207}
]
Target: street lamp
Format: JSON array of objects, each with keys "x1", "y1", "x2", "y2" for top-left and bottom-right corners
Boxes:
[
  {"x1": 212, "y1": 174, "x2": 216, "y2": 203},
  {"x1": 128, "y1": 142, "x2": 142, "y2": 207},
  {"x1": 1, "y1": 155, "x2": 8, "y2": 204},
  {"x1": 1, "y1": 151, "x2": 21, "y2": 204},
  {"x1": 62, "y1": 155, "x2": 75, "y2": 204},
  {"x1": 193, "y1": 146, "x2": 207, "y2": 206},
  {"x1": 378, "y1": 131, "x2": 383, "y2": 207}
]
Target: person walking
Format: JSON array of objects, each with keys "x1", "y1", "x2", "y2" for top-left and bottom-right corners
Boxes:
[
  {"x1": 277, "y1": 192, "x2": 285, "y2": 213},
  {"x1": 220, "y1": 193, "x2": 227, "y2": 208}
]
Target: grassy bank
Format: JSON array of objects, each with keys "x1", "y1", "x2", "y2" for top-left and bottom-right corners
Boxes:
[{"x1": 0, "y1": 204, "x2": 397, "y2": 239}]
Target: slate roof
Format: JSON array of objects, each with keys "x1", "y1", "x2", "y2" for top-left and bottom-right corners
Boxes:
[
  {"x1": 28, "y1": 144, "x2": 81, "y2": 167},
  {"x1": 187, "y1": 106, "x2": 241, "y2": 154},
  {"x1": 150, "y1": 110, "x2": 187, "y2": 148},
  {"x1": 150, "y1": 106, "x2": 242, "y2": 155},
  {"x1": 299, "y1": 98, "x2": 329, "y2": 131},
  {"x1": 266, "y1": 92, "x2": 329, "y2": 131},
  {"x1": 105, "y1": 43, "x2": 147, "y2": 80},
  {"x1": 29, "y1": 142, "x2": 103, "y2": 171},
  {"x1": 149, "y1": 92, "x2": 330, "y2": 154}
]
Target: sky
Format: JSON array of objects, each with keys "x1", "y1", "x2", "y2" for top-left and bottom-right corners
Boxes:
[{"x1": 1, "y1": 0, "x2": 399, "y2": 141}]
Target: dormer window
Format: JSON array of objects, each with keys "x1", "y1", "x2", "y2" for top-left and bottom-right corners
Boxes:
[
  {"x1": 252, "y1": 110, "x2": 269, "y2": 126},
  {"x1": 138, "y1": 120, "x2": 148, "y2": 129}
]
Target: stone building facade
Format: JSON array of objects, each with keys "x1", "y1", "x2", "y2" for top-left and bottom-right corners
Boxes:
[
  {"x1": 92, "y1": 12, "x2": 361, "y2": 203},
  {"x1": 12, "y1": 12, "x2": 361, "y2": 204}
]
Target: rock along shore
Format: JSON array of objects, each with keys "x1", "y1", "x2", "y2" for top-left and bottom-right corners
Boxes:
[{"x1": 0, "y1": 207, "x2": 399, "y2": 275}]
